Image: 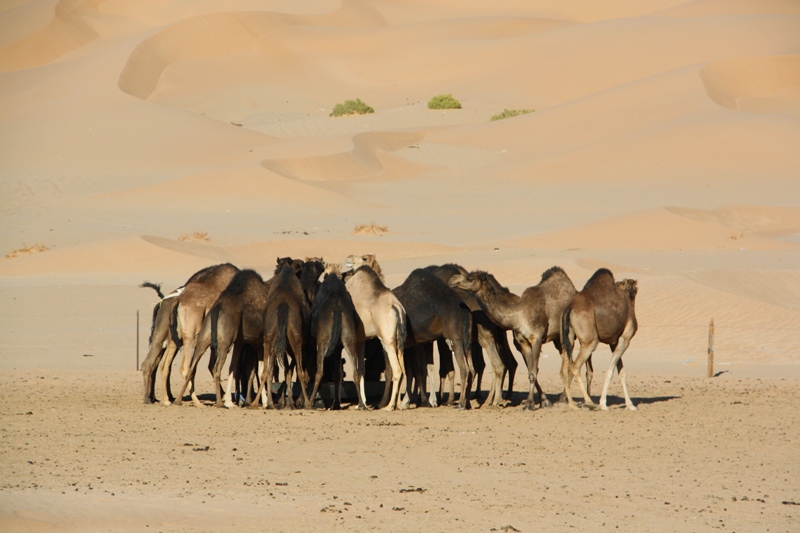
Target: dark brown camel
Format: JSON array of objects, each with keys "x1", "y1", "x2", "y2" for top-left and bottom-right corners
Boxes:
[
  {"x1": 254, "y1": 263, "x2": 311, "y2": 409},
  {"x1": 309, "y1": 263, "x2": 365, "y2": 410},
  {"x1": 343, "y1": 259, "x2": 407, "y2": 411},
  {"x1": 560, "y1": 269, "x2": 638, "y2": 411},
  {"x1": 140, "y1": 263, "x2": 240, "y2": 404},
  {"x1": 449, "y1": 266, "x2": 577, "y2": 410},
  {"x1": 174, "y1": 269, "x2": 271, "y2": 408},
  {"x1": 393, "y1": 268, "x2": 474, "y2": 410},
  {"x1": 426, "y1": 264, "x2": 517, "y2": 408}
]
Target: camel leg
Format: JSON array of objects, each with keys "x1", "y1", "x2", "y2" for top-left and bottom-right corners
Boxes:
[
  {"x1": 477, "y1": 325, "x2": 505, "y2": 408},
  {"x1": 568, "y1": 339, "x2": 599, "y2": 410},
  {"x1": 309, "y1": 339, "x2": 327, "y2": 410},
  {"x1": 344, "y1": 343, "x2": 368, "y2": 410},
  {"x1": 218, "y1": 341, "x2": 240, "y2": 408},
  {"x1": 599, "y1": 338, "x2": 635, "y2": 411},
  {"x1": 378, "y1": 346, "x2": 392, "y2": 409},
  {"x1": 332, "y1": 354, "x2": 344, "y2": 411},
  {"x1": 252, "y1": 346, "x2": 274, "y2": 410},
  {"x1": 519, "y1": 335, "x2": 544, "y2": 411},
  {"x1": 158, "y1": 342, "x2": 180, "y2": 405},
  {"x1": 451, "y1": 339, "x2": 473, "y2": 411},
  {"x1": 586, "y1": 354, "x2": 594, "y2": 398},
  {"x1": 501, "y1": 335, "x2": 518, "y2": 403},
  {"x1": 435, "y1": 340, "x2": 452, "y2": 407},
  {"x1": 282, "y1": 353, "x2": 296, "y2": 410},
  {"x1": 383, "y1": 344, "x2": 403, "y2": 411},
  {"x1": 141, "y1": 344, "x2": 166, "y2": 404}
]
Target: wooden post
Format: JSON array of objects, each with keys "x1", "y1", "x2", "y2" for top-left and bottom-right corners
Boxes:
[
  {"x1": 707, "y1": 318, "x2": 714, "y2": 378},
  {"x1": 136, "y1": 310, "x2": 140, "y2": 372}
]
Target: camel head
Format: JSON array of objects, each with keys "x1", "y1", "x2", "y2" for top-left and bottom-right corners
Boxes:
[
  {"x1": 449, "y1": 272, "x2": 483, "y2": 293},
  {"x1": 616, "y1": 278, "x2": 638, "y2": 300},
  {"x1": 320, "y1": 262, "x2": 342, "y2": 282},
  {"x1": 343, "y1": 254, "x2": 384, "y2": 282}
]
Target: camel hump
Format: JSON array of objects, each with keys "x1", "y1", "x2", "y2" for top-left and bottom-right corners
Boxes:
[{"x1": 582, "y1": 268, "x2": 615, "y2": 290}]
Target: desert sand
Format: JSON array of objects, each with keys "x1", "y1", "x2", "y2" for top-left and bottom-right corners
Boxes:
[{"x1": 1, "y1": 1, "x2": 799, "y2": 531}]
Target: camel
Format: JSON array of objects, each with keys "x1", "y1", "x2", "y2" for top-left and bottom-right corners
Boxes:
[
  {"x1": 449, "y1": 266, "x2": 577, "y2": 410},
  {"x1": 140, "y1": 263, "x2": 240, "y2": 404},
  {"x1": 560, "y1": 269, "x2": 638, "y2": 411},
  {"x1": 426, "y1": 264, "x2": 517, "y2": 408},
  {"x1": 393, "y1": 268, "x2": 474, "y2": 410},
  {"x1": 254, "y1": 263, "x2": 312, "y2": 409},
  {"x1": 342, "y1": 256, "x2": 407, "y2": 411},
  {"x1": 173, "y1": 269, "x2": 271, "y2": 408},
  {"x1": 309, "y1": 263, "x2": 366, "y2": 410}
]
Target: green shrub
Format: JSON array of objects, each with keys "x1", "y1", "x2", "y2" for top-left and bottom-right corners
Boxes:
[
  {"x1": 490, "y1": 108, "x2": 535, "y2": 121},
  {"x1": 329, "y1": 98, "x2": 374, "y2": 117},
  {"x1": 427, "y1": 94, "x2": 461, "y2": 110}
]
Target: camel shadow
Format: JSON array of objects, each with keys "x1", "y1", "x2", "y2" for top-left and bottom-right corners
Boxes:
[
  {"x1": 599, "y1": 394, "x2": 680, "y2": 407},
  {"x1": 477, "y1": 391, "x2": 680, "y2": 409}
]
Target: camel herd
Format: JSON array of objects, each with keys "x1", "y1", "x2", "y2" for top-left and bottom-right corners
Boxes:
[{"x1": 141, "y1": 255, "x2": 639, "y2": 412}]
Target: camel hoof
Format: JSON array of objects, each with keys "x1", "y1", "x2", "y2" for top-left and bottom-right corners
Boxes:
[
  {"x1": 627, "y1": 404, "x2": 638, "y2": 411},
  {"x1": 541, "y1": 398, "x2": 552, "y2": 408},
  {"x1": 382, "y1": 405, "x2": 396, "y2": 412},
  {"x1": 585, "y1": 402, "x2": 599, "y2": 411},
  {"x1": 522, "y1": 402, "x2": 535, "y2": 411}
]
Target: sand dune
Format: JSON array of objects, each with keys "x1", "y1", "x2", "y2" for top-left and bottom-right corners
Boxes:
[
  {"x1": 701, "y1": 54, "x2": 800, "y2": 115},
  {"x1": 0, "y1": 0, "x2": 98, "y2": 73},
  {"x1": 262, "y1": 131, "x2": 429, "y2": 181},
  {"x1": 502, "y1": 208, "x2": 800, "y2": 252}
]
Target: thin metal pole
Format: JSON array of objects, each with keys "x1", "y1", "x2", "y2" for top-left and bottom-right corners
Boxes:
[
  {"x1": 707, "y1": 318, "x2": 714, "y2": 378},
  {"x1": 136, "y1": 310, "x2": 140, "y2": 372}
]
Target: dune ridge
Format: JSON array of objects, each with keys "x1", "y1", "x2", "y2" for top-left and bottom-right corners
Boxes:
[
  {"x1": 0, "y1": 0, "x2": 98, "y2": 73},
  {"x1": 118, "y1": 0, "x2": 386, "y2": 101}
]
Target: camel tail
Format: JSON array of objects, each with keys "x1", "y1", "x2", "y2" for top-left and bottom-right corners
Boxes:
[
  {"x1": 275, "y1": 302, "x2": 289, "y2": 358},
  {"x1": 170, "y1": 301, "x2": 181, "y2": 346},
  {"x1": 461, "y1": 308, "x2": 471, "y2": 364},
  {"x1": 324, "y1": 310, "x2": 343, "y2": 361},
  {"x1": 140, "y1": 281, "x2": 164, "y2": 299},
  {"x1": 393, "y1": 305, "x2": 407, "y2": 351},
  {"x1": 561, "y1": 305, "x2": 573, "y2": 360},
  {"x1": 209, "y1": 304, "x2": 221, "y2": 373}
]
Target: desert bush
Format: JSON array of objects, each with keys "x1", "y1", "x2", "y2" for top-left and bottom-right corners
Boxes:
[
  {"x1": 330, "y1": 98, "x2": 375, "y2": 117},
  {"x1": 178, "y1": 231, "x2": 210, "y2": 242},
  {"x1": 353, "y1": 222, "x2": 388, "y2": 236},
  {"x1": 4, "y1": 243, "x2": 49, "y2": 259},
  {"x1": 427, "y1": 94, "x2": 461, "y2": 109},
  {"x1": 490, "y1": 108, "x2": 535, "y2": 121}
]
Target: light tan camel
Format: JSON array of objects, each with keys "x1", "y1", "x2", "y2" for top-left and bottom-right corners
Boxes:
[
  {"x1": 560, "y1": 269, "x2": 638, "y2": 411},
  {"x1": 174, "y1": 269, "x2": 271, "y2": 408},
  {"x1": 343, "y1": 255, "x2": 407, "y2": 411},
  {"x1": 449, "y1": 266, "x2": 577, "y2": 410},
  {"x1": 168, "y1": 263, "x2": 240, "y2": 405},
  {"x1": 140, "y1": 264, "x2": 240, "y2": 404}
]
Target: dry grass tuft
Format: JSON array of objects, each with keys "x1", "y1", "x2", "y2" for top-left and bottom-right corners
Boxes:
[
  {"x1": 178, "y1": 231, "x2": 210, "y2": 242},
  {"x1": 353, "y1": 222, "x2": 388, "y2": 236},
  {"x1": 4, "y1": 243, "x2": 49, "y2": 259}
]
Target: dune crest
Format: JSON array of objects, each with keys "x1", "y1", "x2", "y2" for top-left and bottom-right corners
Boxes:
[
  {"x1": 0, "y1": 0, "x2": 98, "y2": 73},
  {"x1": 700, "y1": 54, "x2": 800, "y2": 115},
  {"x1": 118, "y1": 0, "x2": 385, "y2": 101}
]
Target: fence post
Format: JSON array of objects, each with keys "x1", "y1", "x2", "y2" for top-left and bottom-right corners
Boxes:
[
  {"x1": 707, "y1": 318, "x2": 714, "y2": 378},
  {"x1": 136, "y1": 310, "x2": 140, "y2": 372}
]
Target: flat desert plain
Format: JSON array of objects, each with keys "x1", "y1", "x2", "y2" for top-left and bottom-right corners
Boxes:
[{"x1": 1, "y1": 1, "x2": 799, "y2": 532}]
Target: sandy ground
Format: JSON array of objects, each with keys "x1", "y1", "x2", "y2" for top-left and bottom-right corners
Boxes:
[
  {"x1": 1, "y1": 0, "x2": 800, "y2": 531},
  {"x1": 1, "y1": 369, "x2": 799, "y2": 533}
]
